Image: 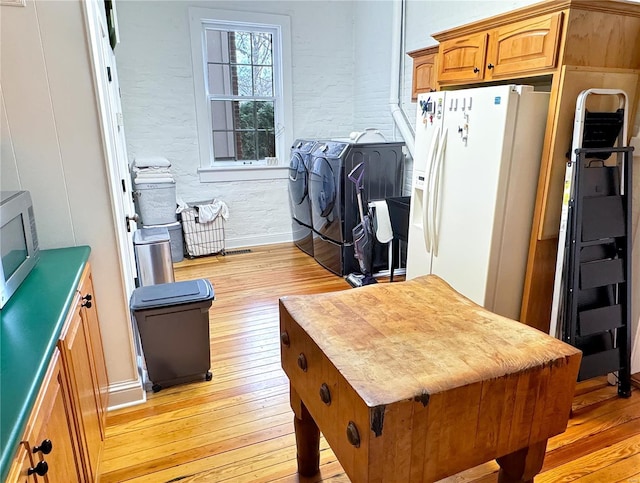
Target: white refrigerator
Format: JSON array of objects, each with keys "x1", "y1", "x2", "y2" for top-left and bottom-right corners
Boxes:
[{"x1": 406, "y1": 84, "x2": 550, "y2": 320}]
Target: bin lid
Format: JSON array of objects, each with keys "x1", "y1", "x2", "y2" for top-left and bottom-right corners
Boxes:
[
  {"x1": 134, "y1": 177, "x2": 176, "y2": 186},
  {"x1": 142, "y1": 221, "x2": 181, "y2": 230},
  {"x1": 133, "y1": 227, "x2": 170, "y2": 245},
  {"x1": 130, "y1": 279, "x2": 214, "y2": 310},
  {"x1": 134, "y1": 156, "x2": 171, "y2": 168}
]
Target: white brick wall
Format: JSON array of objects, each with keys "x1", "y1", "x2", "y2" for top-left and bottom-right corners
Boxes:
[
  {"x1": 116, "y1": 0, "x2": 357, "y2": 248},
  {"x1": 117, "y1": 0, "x2": 633, "y2": 249}
]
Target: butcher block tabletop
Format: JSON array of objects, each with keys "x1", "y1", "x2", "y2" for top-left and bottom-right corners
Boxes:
[
  {"x1": 280, "y1": 274, "x2": 581, "y2": 407},
  {"x1": 279, "y1": 275, "x2": 582, "y2": 482}
]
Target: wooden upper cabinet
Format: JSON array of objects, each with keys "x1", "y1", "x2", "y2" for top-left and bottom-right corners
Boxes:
[
  {"x1": 407, "y1": 45, "x2": 439, "y2": 100},
  {"x1": 437, "y1": 32, "x2": 487, "y2": 83},
  {"x1": 486, "y1": 12, "x2": 562, "y2": 79},
  {"x1": 435, "y1": 10, "x2": 564, "y2": 85}
]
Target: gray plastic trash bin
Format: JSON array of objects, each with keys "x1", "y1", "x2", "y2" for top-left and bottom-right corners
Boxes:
[
  {"x1": 130, "y1": 279, "x2": 214, "y2": 392},
  {"x1": 133, "y1": 227, "x2": 175, "y2": 286}
]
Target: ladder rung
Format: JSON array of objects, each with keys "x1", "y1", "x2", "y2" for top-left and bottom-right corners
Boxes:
[
  {"x1": 578, "y1": 305, "x2": 623, "y2": 336},
  {"x1": 580, "y1": 258, "x2": 624, "y2": 289},
  {"x1": 578, "y1": 348, "x2": 620, "y2": 381}
]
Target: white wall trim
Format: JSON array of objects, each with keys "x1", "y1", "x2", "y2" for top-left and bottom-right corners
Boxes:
[
  {"x1": 107, "y1": 378, "x2": 146, "y2": 411},
  {"x1": 389, "y1": 0, "x2": 415, "y2": 158},
  {"x1": 198, "y1": 165, "x2": 288, "y2": 182},
  {"x1": 226, "y1": 232, "x2": 292, "y2": 250}
]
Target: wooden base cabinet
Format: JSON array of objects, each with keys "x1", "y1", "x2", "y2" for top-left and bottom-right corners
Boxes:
[
  {"x1": 6, "y1": 349, "x2": 83, "y2": 482},
  {"x1": 7, "y1": 263, "x2": 108, "y2": 482},
  {"x1": 58, "y1": 264, "x2": 108, "y2": 482}
]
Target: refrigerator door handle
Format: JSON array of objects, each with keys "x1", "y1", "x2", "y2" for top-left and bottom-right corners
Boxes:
[
  {"x1": 430, "y1": 128, "x2": 448, "y2": 256},
  {"x1": 422, "y1": 127, "x2": 441, "y2": 253}
]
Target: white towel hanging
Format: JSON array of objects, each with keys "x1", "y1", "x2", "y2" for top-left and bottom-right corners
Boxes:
[{"x1": 369, "y1": 200, "x2": 393, "y2": 244}]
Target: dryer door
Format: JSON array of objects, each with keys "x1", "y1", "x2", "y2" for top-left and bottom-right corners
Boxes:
[{"x1": 309, "y1": 155, "x2": 342, "y2": 243}]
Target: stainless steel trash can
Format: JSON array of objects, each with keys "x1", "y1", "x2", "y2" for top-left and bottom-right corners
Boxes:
[
  {"x1": 130, "y1": 279, "x2": 214, "y2": 392},
  {"x1": 133, "y1": 227, "x2": 175, "y2": 286}
]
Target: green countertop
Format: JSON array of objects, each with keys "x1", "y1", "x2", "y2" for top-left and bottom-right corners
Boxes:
[{"x1": 0, "y1": 246, "x2": 91, "y2": 481}]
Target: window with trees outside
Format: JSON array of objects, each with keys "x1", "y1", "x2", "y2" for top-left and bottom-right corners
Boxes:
[{"x1": 190, "y1": 9, "x2": 292, "y2": 179}]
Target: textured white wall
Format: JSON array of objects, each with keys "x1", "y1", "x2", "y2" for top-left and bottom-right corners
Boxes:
[
  {"x1": 1, "y1": 0, "x2": 139, "y2": 400},
  {"x1": 115, "y1": 1, "x2": 357, "y2": 248}
]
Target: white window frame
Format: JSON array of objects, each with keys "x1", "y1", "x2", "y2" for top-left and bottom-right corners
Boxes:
[{"x1": 189, "y1": 8, "x2": 292, "y2": 182}]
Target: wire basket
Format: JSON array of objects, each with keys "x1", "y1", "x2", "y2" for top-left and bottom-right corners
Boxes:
[{"x1": 180, "y1": 202, "x2": 225, "y2": 257}]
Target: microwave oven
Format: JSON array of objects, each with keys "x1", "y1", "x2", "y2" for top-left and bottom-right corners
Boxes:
[{"x1": 0, "y1": 191, "x2": 40, "y2": 309}]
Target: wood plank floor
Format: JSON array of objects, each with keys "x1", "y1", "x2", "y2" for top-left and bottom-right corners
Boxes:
[{"x1": 100, "y1": 243, "x2": 639, "y2": 482}]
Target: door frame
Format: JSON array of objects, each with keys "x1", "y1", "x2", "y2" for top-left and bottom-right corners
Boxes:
[{"x1": 82, "y1": 0, "x2": 143, "y2": 402}]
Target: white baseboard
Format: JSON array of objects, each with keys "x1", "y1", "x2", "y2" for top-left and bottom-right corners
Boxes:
[
  {"x1": 107, "y1": 377, "x2": 146, "y2": 411},
  {"x1": 225, "y1": 232, "x2": 292, "y2": 250}
]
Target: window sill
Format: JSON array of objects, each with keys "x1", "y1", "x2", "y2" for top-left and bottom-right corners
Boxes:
[{"x1": 198, "y1": 165, "x2": 289, "y2": 182}]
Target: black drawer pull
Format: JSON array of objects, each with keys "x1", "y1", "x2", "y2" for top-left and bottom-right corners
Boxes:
[
  {"x1": 473, "y1": 67, "x2": 479, "y2": 73},
  {"x1": 346, "y1": 421, "x2": 360, "y2": 448},
  {"x1": 33, "y1": 439, "x2": 52, "y2": 455},
  {"x1": 81, "y1": 294, "x2": 92, "y2": 309},
  {"x1": 28, "y1": 461, "x2": 49, "y2": 476},
  {"x1": 297, "y1": 353, "x2": 307, "y2": 372},
  {"x1": 319, "y1": 383, "x2": 331, "y2": 405},
  {"x1": 280, "y1": 331, "x2": 290, "y2": 347}
]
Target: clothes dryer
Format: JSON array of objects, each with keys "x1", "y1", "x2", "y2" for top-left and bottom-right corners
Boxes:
[
  {"x1": 308, "y1": 140, "x2": 404, "y2": 276},
  {"x1": 288, "y1": 139, "x2": 317, "y2": 256}
]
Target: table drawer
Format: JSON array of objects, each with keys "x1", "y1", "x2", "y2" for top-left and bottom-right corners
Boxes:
[{"x1": 280, "y1": 314, "x2": 371, "y2": 481}]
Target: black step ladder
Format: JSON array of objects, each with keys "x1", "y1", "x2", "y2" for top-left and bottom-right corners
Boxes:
[{"x1": 550, "y1": 89, "x2": 634, "y2": 397}]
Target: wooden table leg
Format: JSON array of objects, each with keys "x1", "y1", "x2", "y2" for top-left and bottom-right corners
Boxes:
[
  {"x1": 497, "y1": 440, "x2": 548, "y2": 483},
  {"x1": 293, "y1": 398, "x2": 320, "y2": 476}
]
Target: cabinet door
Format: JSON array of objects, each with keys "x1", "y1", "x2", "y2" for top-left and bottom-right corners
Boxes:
[
  {"x1": 408, "y1": 46, "x2": 439, "y2": 100},
  {"x1": 6, "y1": 350, "x2": 81, "y2": 483},
  {"x1": 6, "y1": 443, "x2": 35, "y2": 483},
  {"x1": 79, "y1": 266, "x2": 109, "y2": 436},
  {"x1": 59, "y1": 305, "x2": 103, "y2": 482},
  {"x1": 437, "y1": 32, "x2": 487, "y2": 83},
  {"x1": 30, "y1": 351, "x2": 82, "y2": 482},
  {"x1": 486, "y1": 12, "x2": 562, "y2": 79}
]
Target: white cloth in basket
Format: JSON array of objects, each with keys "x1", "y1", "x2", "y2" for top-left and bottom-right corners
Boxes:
[{"x1": 197, "y1": 199, "x2": 229, "y2": 222}]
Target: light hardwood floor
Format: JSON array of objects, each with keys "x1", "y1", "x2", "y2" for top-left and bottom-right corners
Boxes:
[{"x1": 100, "y1": 243, "x2": 639, "y2": 482}]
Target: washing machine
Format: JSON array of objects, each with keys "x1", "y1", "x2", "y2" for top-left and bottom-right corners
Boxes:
[
  {"x1": 288, "y1": 139, "x2": 318, "y2": 256},
  {"x1": 308, "y1": 140, "x2": 404, "y2": 276}
]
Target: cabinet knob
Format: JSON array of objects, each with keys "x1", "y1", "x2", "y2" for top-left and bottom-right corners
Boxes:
[
  {"x1": 319, "y1": 383, "x2": 331, "y2": 405},
  {"x1": 33, "y1": 439, "x2": 53, "y2": 455},
  {"x1": 81, "y1": 294, "x2": 92, "y2": 308},
  {"x1": 28, "y1": 461, "x2": 49, "y2": 476},
  {"x1": 346, "y1": 421, "x2": 360, "y2": 448},
  {"x1": 297, "y1": 353, "x2": 307, "y2": 372},
  {"x1": 487, "y1": 63, "x2": 494, "y2": 69},
  {"x1": 280, "y1": 331, "x2": 290, "y2": 347},
  {"x1": 473, "y1": 67, "x2": 480, "y2": 73}
]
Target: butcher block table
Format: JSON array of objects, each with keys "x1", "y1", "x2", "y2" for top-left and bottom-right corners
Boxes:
[{"x1": 279, "y1": 275, "x2": 582, "y2": 482}]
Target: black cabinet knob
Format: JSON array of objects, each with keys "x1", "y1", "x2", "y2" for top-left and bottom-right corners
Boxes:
[
  {"x1": 28, "y1": 461, "x2": 49, "y2": 476},
  {"x1": 346, "y1": 421, "x2": 360, "y2": 448},
  {"x1": 297, "y1": 353, "x2": 307, "y2": 372},
  {"x1": 33, "y1": 439, "x2": 53, "y2": 455},
  {"x1": 319, "y1": 383, "x2": 331, "y2": 405},
  {"x1": 81, "y1": 294, "x2": 93, "y2": 308},
  {"x1": 473, "y1": 67, "x2": 480, "y2": 73},
  {"x1": 487, "y1": 63, "x2": 494, "y2": 69},
  {"x1": 280, "y1": 331, "x2": 290, "y2": 347}
]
